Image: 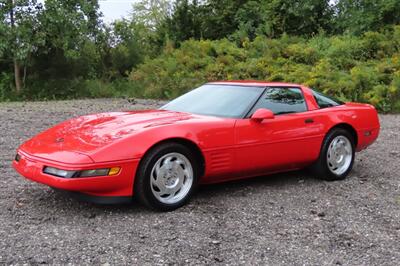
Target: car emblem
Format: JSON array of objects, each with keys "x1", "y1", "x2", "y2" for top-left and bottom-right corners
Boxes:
[{"x1": 55, "y1": 137, "x2": 64, "y2": 143}]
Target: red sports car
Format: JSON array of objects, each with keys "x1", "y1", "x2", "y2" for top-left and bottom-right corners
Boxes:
[{"x1": 13, "y1": 81, "x2": 380, "y2": 211}]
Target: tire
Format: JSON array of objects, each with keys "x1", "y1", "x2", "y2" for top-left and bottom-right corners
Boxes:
[
  {"x1": 311, "y1": 128, "x2": 355, "y2": 181},
  {"x1": 134, "y1": 142, "x2": 200, "y2": 211}
]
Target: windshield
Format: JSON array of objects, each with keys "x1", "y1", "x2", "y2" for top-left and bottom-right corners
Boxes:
[{"x1": 161, "y1": 84, "x2": 264, "y2": 118}]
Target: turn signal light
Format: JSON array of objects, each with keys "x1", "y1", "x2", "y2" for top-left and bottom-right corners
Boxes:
[{"x1": 108, "y1": 167, "x2": 121, "y2": 176}]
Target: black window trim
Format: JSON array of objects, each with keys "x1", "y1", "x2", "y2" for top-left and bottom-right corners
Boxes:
[
  {"x1": 240, "y1": 86, "x2": 267, "y2": 118},
  {"x1": 244, "y1": 86, "x2": 309, "y2": 118},
  {"x1": 311, "y1": 88, "x2": 344, "y2": 109}
]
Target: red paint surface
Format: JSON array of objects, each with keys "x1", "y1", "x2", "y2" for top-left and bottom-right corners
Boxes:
[{"x1": 13, "y1": 82, "x2": 380, "y2": 197}]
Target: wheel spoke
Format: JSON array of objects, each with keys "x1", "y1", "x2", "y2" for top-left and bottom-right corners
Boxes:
[
  {"x1": 332, "y1": 138, "x2": 339, "y2": 148},
  {"x1": 327, "y1": 148, "x2": 333, "y2": 160},
  {"x1": 154, "y1": 161, "x2": 162, "y2": 177},
  {"x1": 171, "y1": 160, "x2": 181, "y2": 171},
  {"x1": 163, "y1": 156, "x2": 174, "y2": 169},
  {"x1": 153, "y1": 175, "x2": 164, "y2": 190},
  {"x1": 164, "y1": 185, "x2": 179, "y2": 197},
  {"x1": 151, "y1": 164, "x2": 167, "y2": 189}
]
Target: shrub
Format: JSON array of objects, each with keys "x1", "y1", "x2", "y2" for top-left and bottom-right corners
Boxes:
[{"x1": 129, "y1": 26, "x2": 400, "y2": 112}]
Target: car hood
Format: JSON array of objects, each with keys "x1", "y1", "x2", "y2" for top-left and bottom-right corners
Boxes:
[{"x1": 20, "y1": 109, "x2": 195, "y2": 162}]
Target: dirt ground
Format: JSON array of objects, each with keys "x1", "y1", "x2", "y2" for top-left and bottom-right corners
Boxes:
[{"x1": 0, "y1": 98, "x2": 399, "y2": 265}]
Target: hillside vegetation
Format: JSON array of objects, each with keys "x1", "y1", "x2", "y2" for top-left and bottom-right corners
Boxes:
[
  {"x1": 130, "y1": 28, "x2": 400, "y2": 112},
  {"x1": 1, "y1": 0, "x2": 400, "y2": 111}
]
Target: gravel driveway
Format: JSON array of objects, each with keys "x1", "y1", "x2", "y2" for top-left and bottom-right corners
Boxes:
[{"x1": 0, "y1": 99, "x2": 399, "y2": 265}]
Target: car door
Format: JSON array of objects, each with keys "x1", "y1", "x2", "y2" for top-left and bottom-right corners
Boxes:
[{"x1": 234, "y1": 87, "x2": 325, "y2": 176}]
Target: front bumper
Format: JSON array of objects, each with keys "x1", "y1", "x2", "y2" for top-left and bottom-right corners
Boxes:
[
  {"x1": 52, "y1": 188, "x2": 133, "y2": 204},
  {"x1": 13, "y1": 150, "x2": 140, "y2": 199}
]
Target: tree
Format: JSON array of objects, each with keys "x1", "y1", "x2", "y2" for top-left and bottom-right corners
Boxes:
[
  {"x1": 37, "y1": 0, "x2": 101, "y2": 59},
  {"x1": 107, "y1": 19, "x2": 144, "y2": 78},
  {"x1": 200, "y1": 0, "x2": 248, "y2": 40},
  {"x1": 126, "y1": 0, "x2": 173, "y2": 54},
  {"x1": 259, "y1": 0, "x2": 334, "y2": 37},
  {"x1": 165, "y1": 0, "x2": 202, "y2": 43},
  {"x1": 164, "y1": 0, "x2": 335, "y2": 43},
  {"x1": 334, "y1": 0, "x2": 400, "y2": 35},
  {"x1": 0, "y1": 0, "x2": 43, "y2": 93},
  {"x1": 130, "y1": 0, "x2": 172, "y2": 30},
  {"x1": 32, "y1": 0, "x2": 102, "y2": 84},
  {"x1": 232, "y1": 0, "x2": 268, "y2": 41}
]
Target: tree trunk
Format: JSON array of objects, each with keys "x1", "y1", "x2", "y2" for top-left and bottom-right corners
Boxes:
[
  {"x1": 23, "y1": 64, "x2": 27, "y2": 87},
  {"x1": 10, "y1": 0, "x2": 22, "y2": 93},
  {"x1": 13, "y1": 59, "x2": 22, "y2": 93}
]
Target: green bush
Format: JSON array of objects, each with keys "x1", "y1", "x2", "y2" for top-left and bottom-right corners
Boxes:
[
  {"x1": 129, "y1": 26, "x2": 400, "y2": 112},
  {"x1": 0, "y1": 72, "x2": 14, "y2": 101},
  {"x1": 2, "y1": 26, "x2": 400, "y2": 113}
]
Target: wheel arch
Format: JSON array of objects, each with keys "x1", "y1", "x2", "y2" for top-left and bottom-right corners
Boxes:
[
  {"x1": 310, "y1": 122, "x2": 357, "y2": 181},
  {"x1": 138, "y1": 137, "x2": 206, "y2": 178},
  {"x1": 327, "y1": 123, "x2": 358, "y2": 147}
]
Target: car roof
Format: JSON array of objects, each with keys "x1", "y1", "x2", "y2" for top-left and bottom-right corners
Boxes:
[{"x1": 208, "y1": 80, "x2": 304, "y2": 88}]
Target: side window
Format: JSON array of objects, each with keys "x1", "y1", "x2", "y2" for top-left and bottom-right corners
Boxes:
[
  {"x1": 312, "y1": 89, "x2": 343, "y2": 109},
  {"x1": 251, "y1": 87, "x2": 307, "y2": 115}
]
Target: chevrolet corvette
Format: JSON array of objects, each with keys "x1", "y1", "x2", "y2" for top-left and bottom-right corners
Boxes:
[{"x1": 13, "y1": 81, "x2": 380, "y2": 211}]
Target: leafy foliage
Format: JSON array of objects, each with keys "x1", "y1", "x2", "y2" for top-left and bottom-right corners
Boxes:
[
  {"x1": 130, "y1": 27, "x2": 400, "y2": 112},
  {"x1": 335, "y1": 0, "x2": 400, "y2": 35},
  {"x1": 0, "y1": 0, "x2": 400, "y2": 112}
]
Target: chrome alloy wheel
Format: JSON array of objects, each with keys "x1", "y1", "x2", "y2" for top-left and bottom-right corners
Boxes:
[
  {"x1": 326, "y1": 135, "x2": 353, "y2": 175},
  {"x1": 150, "y1": 152, "x2": 194, "y2": 204}
]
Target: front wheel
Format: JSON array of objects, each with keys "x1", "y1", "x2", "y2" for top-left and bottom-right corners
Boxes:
[
  {"x1": 311, "y1": 128, "x2": 355, "y2": 181},
  {"x1": 134, "y1": 142, "x2": 200, "y2": 211}
]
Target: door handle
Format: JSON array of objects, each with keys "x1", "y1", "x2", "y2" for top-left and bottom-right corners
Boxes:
[{"x1": 305, "y1": 118, "x2": 314, "y2": 124}]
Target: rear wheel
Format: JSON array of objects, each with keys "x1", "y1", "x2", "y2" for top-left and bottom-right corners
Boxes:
[
  {"x1": 311, "y1": 128, "x2": 355, "y2": 181},
  {"x1": 134, "y1": 142, "x2": 200, "y2": 211}
]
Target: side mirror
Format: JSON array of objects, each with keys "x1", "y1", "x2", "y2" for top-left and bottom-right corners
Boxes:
[{"x1": 251, "y1": 108, "x2": 275, "y2": 122}]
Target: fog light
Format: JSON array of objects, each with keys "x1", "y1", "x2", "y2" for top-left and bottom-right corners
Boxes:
[
  {"x1": 78, "y1": 167, "x2": 121, "y2": 177},
  {"x1": 43, "y1": 167, "x2": 76, "y2": 178},
  {"x1": 79, "y1": 168, "x2": 110, "y2": 177}
]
